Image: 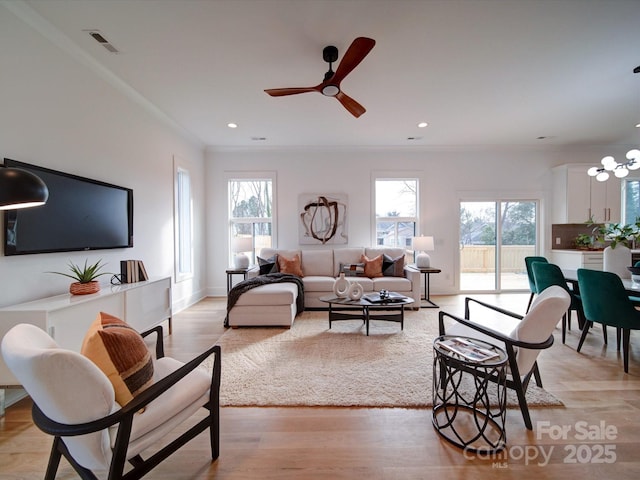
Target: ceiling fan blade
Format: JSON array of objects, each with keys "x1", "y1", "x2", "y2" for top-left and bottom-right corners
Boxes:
[
  {"x1": 330, "y1": 37, "x2": 375, "y2": 85},
  {"x1": 264, "y1": 87, "x2": 318, "y2": 97},
  {"x1": 335, "y1": 91, "x2": 366, "y2": 118}
]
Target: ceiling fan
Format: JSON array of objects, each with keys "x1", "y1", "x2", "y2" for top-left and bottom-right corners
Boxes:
[{"x1": 264, "y1": 37, "x2": 376, "y2": 118}]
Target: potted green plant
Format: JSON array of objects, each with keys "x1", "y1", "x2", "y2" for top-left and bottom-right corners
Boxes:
[
  {"x1": 631, "y1": 217, "x2": 640, "y2": 249},
  {"x1": 600, "y1": 222, "x2": 638, "y2": 278},
  {"x1": 574, "y1": 234, "x2": 593, "y2": 250},
  {"x1": 48, "y1": 259, "x2": 111, "y2": 295},
  {"x1": 604, "y1": 223, "x2": 636, "y2": 249},
  {"x1": 584, "y1": 220, "x2": 607, "y2": 250}
]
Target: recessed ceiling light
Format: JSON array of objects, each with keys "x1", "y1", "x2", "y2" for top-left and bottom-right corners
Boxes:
[
  {"x1": 227, "y1": 123, "x2": 238, "y2": 129},
  {"x1": 635, "y1": 123, "x2": 640, "y2": 128},
  {"x1": 417, "y1": 122, "x2": 428, "y2": 128}
]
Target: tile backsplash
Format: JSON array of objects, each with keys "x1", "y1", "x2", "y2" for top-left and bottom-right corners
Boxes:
[{"x1": 551, "y1": 223, "x2": 606, "y2": 250}]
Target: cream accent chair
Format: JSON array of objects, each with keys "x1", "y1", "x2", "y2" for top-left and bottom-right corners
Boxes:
[
  {"x1": 1, "y1": 323, "x2": 221, "y2": 480},
  {"x1": 438, "y1": 286, "x2": 570, "y2": 430}
]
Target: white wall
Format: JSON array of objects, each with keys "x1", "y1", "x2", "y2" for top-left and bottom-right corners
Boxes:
[
  {"x1": 0, "y1": 5, "x2": 206, "y2": 310},
  {"x1": 205, "y1": 145, "x2": 631, "y2": 296},
  {"x1": 2, "y1": 1, "x2": 633, "y2": 305}
]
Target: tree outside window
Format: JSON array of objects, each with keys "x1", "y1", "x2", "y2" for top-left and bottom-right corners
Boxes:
[
  {"x1": 460, "y1": 202, "x2": 535, "y2": 246},
  {"x1": 624, "y1": 179, "x2": 640, "y2": 224}
]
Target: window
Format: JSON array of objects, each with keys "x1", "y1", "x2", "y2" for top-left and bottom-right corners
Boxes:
[
  {"x1": 623, "y1": 178, "x2": 640, "y2": 224},
  {"x1": 228, "y1": 177, "x2": 274, "y2": 265},
  {"x1": 374, "y1": 178, "x2": 418, "y2": 248},
  {"x1": 174, "y1": 163, "x2": 193, "y2": 282}
]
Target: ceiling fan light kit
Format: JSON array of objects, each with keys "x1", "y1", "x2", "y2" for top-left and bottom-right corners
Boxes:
[
  {"x1": 264, "y1": 37, "x2": 375, "y2": 118},
  {"x1": 322, "y1": 85, "x2": 340, "y2": 97}
]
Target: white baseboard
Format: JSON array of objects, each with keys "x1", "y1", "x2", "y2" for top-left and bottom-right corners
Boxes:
[
  {"x1": 172, "y1": 290, "x2": 207, "y2": 314},
  {"x1": 1, "y1": 388, "x2": 27, "y2": 414}
]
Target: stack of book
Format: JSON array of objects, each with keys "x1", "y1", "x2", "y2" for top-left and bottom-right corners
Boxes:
[
  {"x1": 362, "y1": 292, "x2": 407, "y2": 303},
  {"x1": 120, "y1": 260, "x2": 149, "y2": 283}
]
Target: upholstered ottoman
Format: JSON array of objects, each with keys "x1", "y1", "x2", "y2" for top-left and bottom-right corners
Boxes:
[{"x1": 227, "y1": 282, "x2": 299, "y2": 328}]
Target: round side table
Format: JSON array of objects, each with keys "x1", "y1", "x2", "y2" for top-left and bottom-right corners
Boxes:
[{"x1": 432, "y1": 335, "x2": 508, "y2": 453}]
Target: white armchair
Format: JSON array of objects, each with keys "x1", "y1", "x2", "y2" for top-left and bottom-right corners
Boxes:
[
  {"x1": 1, "y1": 323, "x2": 221, "y2": 480},
  {"x1": 438, "y1": 286, "x2": 570, "y2": 429}
]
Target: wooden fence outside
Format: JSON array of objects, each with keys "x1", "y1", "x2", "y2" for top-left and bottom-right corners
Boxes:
[{"x1": 460, "y1": 245, "x2": 535, "y2": 273}]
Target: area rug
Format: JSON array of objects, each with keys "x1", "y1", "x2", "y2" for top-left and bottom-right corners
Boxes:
[{"x1": 211, "y1": 309, "x2": 563, "y2": 408}]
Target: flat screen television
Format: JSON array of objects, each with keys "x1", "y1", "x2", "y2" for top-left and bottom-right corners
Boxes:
[{"x1": 3, "y1": 159, "x2": 133, "y2": 256}]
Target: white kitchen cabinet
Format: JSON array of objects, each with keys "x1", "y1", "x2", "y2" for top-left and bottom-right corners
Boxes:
[
  {"x1": 552, "y1": 164, "x2": 621, "y2": 224},
  {"x1": 590, "y1": 178, "x2": 621, "y2": 223},
  {"x1": 550, "y1": 250, "x2": 603, "y2": 270},
  {"x1": 0, "y1": 277, "x2": 171, "y2": 387}
]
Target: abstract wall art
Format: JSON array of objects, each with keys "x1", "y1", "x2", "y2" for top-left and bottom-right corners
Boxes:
[{"x1": 298, "y1": 193, "x2": 348, "y2": 244}]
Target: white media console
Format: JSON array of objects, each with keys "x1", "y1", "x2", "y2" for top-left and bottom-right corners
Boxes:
[{"x1": 0, "y1": 276, "x2": 172, "y2": 388}]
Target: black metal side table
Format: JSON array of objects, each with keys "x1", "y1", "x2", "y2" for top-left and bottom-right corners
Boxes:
[
  {"x1": 432, "y1": 335, "x2": 508, "y2": 453},
  {"x1": 225, "y1": 267, "x2": 249, "y2": 294},
  {"x1": 412, "y1": 266, "x2": 441, "y2": 308}
]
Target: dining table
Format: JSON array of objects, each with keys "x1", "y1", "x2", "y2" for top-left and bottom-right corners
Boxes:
[{"x1": 562, "y1": 268, "x2": 640, "y2": 295}]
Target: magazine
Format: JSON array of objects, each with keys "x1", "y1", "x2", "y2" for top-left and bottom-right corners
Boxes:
[
  {"x1": 436, "y1": 337, "x2": 500, "y2": 362},
  {"x1": 362, "y1": 292, "x2": 408, "y2": 303}
]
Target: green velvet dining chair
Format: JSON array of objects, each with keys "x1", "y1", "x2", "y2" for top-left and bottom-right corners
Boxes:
[
  {"x1": 532, "y1": 262, "x2": 585, "y2": 344},
  {"x1": 577, "y1": 268, "x2": 640, "y2": 373},
  {"x1": 525, "y1": 256, "x2": 548, "y2": 313}
]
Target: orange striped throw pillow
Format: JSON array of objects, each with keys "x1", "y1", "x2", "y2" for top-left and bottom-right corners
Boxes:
[{"x1": 81, "y1": 312, "x2": 154, "y2": 407}]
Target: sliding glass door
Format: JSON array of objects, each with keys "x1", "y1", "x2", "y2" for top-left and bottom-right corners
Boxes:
[{"x1": 459, "y1": 200, "x2": 537, "y2": 292}]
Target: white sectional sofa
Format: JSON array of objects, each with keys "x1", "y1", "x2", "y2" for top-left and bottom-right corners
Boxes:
[
  {"x1": 227, "y1": 282, "x2": 300, "y2": 327},
  {"x1": 257, "y1": 246, "x2": 420, "y2": 309},
  {"x1": 226, "y1": 247, "x2": 421, "y2": 328}
]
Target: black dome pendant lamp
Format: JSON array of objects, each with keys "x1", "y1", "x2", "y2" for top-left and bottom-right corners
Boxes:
[{"x1": 0, "y1": 165, "x2": 49, "y2": 210}]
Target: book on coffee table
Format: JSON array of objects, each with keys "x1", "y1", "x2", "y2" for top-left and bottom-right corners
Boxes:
[
  {"x1": 362, "y1": 292, "x2": 408, "y2": 303},
  {"x1": 436, "y1": 337, "x2": 500, "y2": 362}
]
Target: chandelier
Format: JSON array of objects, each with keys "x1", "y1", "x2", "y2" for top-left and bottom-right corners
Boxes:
[
  {"x1": 588, "y1": 67, "x2": 640, "y2": 182},
  {"x1": 587, "y1": 150, "x2": 640, "y2": 182}
]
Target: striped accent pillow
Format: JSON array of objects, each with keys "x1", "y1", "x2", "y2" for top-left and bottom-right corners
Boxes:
[
  {"x1": 81, "y1": 312, "x2": 154, "y2": 407},
  {"x1": 340, "y1": 262, "x2": 365, "y2": 277}
]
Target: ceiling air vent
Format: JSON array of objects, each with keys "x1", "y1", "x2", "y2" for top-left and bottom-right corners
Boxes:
[{"x1": 87, "y1": 30, "x2": 119, "y2": 54}]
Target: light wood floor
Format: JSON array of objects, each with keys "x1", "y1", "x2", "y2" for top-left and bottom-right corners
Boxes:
[{"x1": 2, "y1": 293, "x2": 639, "y2": 479}]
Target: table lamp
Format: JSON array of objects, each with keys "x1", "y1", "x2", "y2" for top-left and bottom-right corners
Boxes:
[
  {"x1": 412, "y1": 235, "x2": 434, "y2": 268},
  {"x1": 233, "y1": 236, "x2": 253, "y2": 269}
]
